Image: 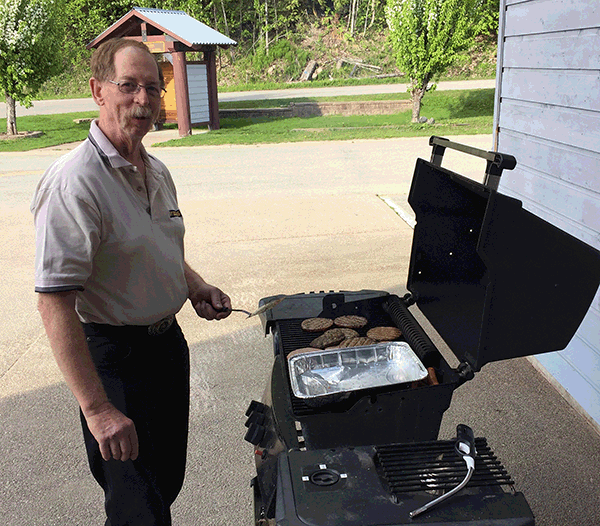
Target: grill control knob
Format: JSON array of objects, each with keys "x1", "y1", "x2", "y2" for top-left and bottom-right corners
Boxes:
[
  {"x1": 245, "y1": 400, "x2": 266, "y2": 417},
  {"x1": 245, "y1": 411, "x2": 265, "y2": 428},
  {"x1": 310, "y1": 469, "x2": 340, "y2": 486},
  {"x1": 244, "y1": 423, "x2": 266, "y2": 446}
]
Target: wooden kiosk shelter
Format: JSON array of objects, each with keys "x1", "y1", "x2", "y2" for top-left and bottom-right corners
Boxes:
[{"x1": 88, "y1": 7, "x2": 236, "y2": 136}]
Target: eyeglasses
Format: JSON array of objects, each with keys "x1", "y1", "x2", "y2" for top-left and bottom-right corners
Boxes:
[{"x1": 108, "y1": 80, "x2": 166, "y2": 98}]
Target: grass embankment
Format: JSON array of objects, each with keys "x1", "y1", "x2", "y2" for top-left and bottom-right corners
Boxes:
[{"x1": 0, "y1": 89, "x2": 494, "y2": 152}]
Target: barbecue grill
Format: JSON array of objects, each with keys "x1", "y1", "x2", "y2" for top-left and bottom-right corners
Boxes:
[{"x1": 244, "y1": 136, "x2": 600, "y2": 526}]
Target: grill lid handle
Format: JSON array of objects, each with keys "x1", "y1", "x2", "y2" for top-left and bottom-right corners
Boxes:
[{"x1": 429, "y1": 135, "x2": 517, "y2": 190}]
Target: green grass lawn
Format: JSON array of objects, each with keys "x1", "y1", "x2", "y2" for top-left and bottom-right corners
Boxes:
[
  {"x1": 0, "y1": 112, "x2": 98, "y2": 152},
  {"x1": 219, "y1": 91, "x2": 412, "y2": 109},
  {"x1": 216, "y1": 70, "x2": 495, "y2": 93},
  {"x1": 0, "y1": 89, "x2": 493, "y2": 152},
  {"x1": 217, "y1": 75, "x2": 408, "y2": 93},
  {"x1": 160, "y1": 89, "x2": 494, "y2": 147}
]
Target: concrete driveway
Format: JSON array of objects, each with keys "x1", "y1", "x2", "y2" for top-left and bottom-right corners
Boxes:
[{"x1": 1, "y1": 134, "x2": 599, "y2": 526}]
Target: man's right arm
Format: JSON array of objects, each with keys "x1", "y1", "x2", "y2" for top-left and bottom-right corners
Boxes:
[{"x1": 37, "y1": 291, "x2": 139, "y2": 462}]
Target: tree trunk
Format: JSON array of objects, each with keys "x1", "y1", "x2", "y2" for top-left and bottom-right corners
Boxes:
[
  {"x1": 6, "y1": 94, "x2": 18, "y2": 135},
  {"x1": 220, "y1": 0, "x2": 230, "y2": 36},
  {"x1": 370, "y1": 0, "x2": 376, "y2": 27},
  {"x1": 410, "y1": 88, "x2": 424, "y2": 122},
  {"x1": 265, "y1": 0, "x2": 269, "y2": 54},
  {"x1": 274, "y1": 0, "x2": 278, "y2": 40},
  {"x1": 350, "y1": 0, "x2": 359, "y2": 36},
  {"x1": 410, "y1": 78, "x2": 430, "y2": 123}
]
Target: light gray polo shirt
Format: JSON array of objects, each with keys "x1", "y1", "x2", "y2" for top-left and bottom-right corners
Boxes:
[{"x1": 31, "y1": 120, "x2": 188, "y2": 325}]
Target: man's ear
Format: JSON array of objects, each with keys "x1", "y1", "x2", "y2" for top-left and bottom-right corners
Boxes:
[{"x1": 90, "y1": 77, "x2": 105, "y2": 106}]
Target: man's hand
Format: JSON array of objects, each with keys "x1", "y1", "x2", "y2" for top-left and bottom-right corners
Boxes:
[
  {"x1": 38, "y1": 291, "x2": 139, "y2": 462},
  {"x1": 84, "y1": 402, "x2": 139, "y2": 462},
  {"x1": 184, "y1": 263, "x2": 231, "y2": 320},
  {"x1": 189, "y1": 282, "x2": 232, "y2": 320}
]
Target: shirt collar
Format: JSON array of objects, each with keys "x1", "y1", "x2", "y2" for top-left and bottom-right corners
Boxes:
[{"x1": 88, "y1": 120, "x2": 150, "y2": 170}]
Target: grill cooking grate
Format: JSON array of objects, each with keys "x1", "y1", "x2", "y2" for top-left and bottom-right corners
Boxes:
[
  {"x1": 278, "y1": 319, "x2": 325, "y2": 355},
  {"x1": 275, "y1": 310, "x2": 401, "y2": 418},
  {"x1": 376, "y1": 438, "x2": 514, "y2": 494},
  {"x1": 276, "y1": 312, "x2": 395, "y2": 358}
]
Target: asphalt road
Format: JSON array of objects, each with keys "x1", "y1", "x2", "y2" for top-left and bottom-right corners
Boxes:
[
  {"x1": 0, "y1": 79, "x2": 496, "y2": 118},
  {"x1": 1, "y1": 132, "x2": 599, "y2": 525}
]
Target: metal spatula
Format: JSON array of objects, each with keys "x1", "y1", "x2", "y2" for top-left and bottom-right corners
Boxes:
[{"x1": 217, "y1": 296, "x2": 287, "y2": 318}]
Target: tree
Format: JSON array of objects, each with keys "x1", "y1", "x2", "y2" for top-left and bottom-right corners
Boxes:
[
  {"x1": 60, "y1": 0, "x2": 131, "y2": 65},
  {"x1": 385, "y1": 0, "x2": 483, "y2": 122},
  {"x1": 0, "y1": 0, "x2": 62, "y2": 135}
]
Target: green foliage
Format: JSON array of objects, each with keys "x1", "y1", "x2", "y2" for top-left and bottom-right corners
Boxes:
[
  {"x1": 328, "y1": 0, "x2": 388, "y2": 34},
  {"x1": 58, "y1": 0, "x2": 132, "y2": 64},
  {"x1": 385, "y1": 0, "x2": 483, "y2": 89},
  {"x1": 31, "y1": 0, "x2": 498, "y2": 97},
  {"x1": 251, "y1": 39, "x2": 310, "y2": 80},
  {"x1": 34, "y1": 59, "x2": 93, "y2": 99},
  {"x1": 384, "y1": 0, "x2": 486, "y2": 120},
  {"x1": 444, "y1": 33, "x2": 498, "y2": 80},
  {"x1": 0, "y1": 0, "x2": 63, "y2": 105},
  {"x1": 472, "y1": 0, "x2": 499, "y2": 36}
]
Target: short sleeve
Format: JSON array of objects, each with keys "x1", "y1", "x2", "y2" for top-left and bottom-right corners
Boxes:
[{"x1": 32, "y1": 187, "x2": 101, "y2": 293}]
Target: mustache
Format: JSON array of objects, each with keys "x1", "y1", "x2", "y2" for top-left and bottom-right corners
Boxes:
[{"x1": 128, "y1": 106, "x2": 154, "y2": 119}]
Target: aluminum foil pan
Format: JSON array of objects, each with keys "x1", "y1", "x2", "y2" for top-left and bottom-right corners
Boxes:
[{"x1": 288, "y1": 341, "x2": 428, "y2": 399}]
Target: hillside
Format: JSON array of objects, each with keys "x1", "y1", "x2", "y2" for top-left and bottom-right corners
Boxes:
[
  {"x1": 37, "y1": 18, "x2": 497, "y2": 99},
  {"x1": 215, "y1": 21, "x2": 498, "y2": 89}
]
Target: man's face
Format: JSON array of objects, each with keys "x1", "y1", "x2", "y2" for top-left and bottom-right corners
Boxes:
[{"x1": 95, "y1": 46, "x2": 162, "y2": 143}]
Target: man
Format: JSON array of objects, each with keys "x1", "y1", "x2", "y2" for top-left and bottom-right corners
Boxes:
[{"x1": 31, "y1": 38, "x2": 231, "y2": 525}]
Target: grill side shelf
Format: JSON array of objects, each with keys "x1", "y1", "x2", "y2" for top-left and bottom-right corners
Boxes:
[{"x1": 375, "y1": 438, "x2": 515, "y2": 495}]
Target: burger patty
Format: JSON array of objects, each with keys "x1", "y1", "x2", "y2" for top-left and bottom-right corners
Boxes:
[
  {"x1": 310, "y1": 328, "x2": 348, "y2": 349},
  {"x1": 333, "y1": 315, "x2": 368, "y2": 329},
  {"x1": 301, "y1": 317, "x2": 334, "y2": 332},
  {"x1": 366, "y1": 326, "x2": 402, "y2": 341}
]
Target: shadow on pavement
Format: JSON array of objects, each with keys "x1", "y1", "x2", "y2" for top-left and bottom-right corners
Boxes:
[{"x1": 2, "y1": 307, "x2": 600, "y2": 526}]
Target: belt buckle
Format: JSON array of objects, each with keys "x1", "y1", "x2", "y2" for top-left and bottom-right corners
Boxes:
[{"x1": 148, "y1": 315, "x2": 174, "y2": 336}]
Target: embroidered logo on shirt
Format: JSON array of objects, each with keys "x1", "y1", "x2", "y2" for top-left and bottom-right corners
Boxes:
[{"x1": 169, "y1": 210, "x2": 183, "y2": 218}]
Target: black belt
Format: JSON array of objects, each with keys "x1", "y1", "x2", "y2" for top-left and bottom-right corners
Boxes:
[
  {"x1": 147, "y1": 314, "x2": 175, "y2": 336},
  {"x1": 83, "y1": 314, "x2": 176, "y2": 338}
]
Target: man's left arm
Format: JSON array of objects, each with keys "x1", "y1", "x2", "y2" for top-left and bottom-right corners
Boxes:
[{"x1": 184, "y1": 262, "x2": 231, "y2": 320}]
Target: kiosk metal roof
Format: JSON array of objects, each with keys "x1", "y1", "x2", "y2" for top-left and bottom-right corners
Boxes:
[{"x1": 88, "y1": 7, "x2": 237, "y2": 49}]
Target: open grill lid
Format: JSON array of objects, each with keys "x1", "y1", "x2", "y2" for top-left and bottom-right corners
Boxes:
[{"x1": 408, "y1": 138, "x2": 600, "y2": 372}]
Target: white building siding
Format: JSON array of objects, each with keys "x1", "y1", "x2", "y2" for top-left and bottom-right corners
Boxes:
[
  {"x1": 186, "y1": 63, "x2": 210, "y2": 124},
  {"x1": 496, "y1": 0, "x2": 600, "y2": 427}
]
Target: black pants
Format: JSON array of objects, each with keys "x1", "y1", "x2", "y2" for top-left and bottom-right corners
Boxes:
[{"x1": 81, "y1": 320, "x2": 190, "y2": 526}]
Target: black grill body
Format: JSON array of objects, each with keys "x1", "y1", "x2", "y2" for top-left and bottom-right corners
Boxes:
[
  {"x1": 246, "y1": 137, "x2": 600, "y2": 526},
  {"x1": 273, "y1": 442, "x2": 533, "y2": 526},
  {"x1": 268, "y1": 292, "x2": 460, "y2": 450},
  {"x1": 249, "y1": 290, "x2": 536, "y2": 526}
]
